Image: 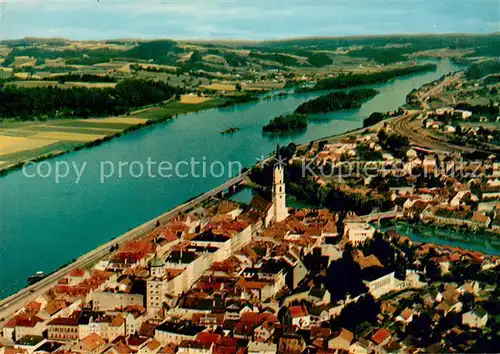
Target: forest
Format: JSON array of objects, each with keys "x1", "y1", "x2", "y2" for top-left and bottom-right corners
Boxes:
[
  {"x1": 465, "y1": 60, "x2": 500, "y2": 80},
  {"x1": 298, "y1": 63, "x2": 437, "y2": 92},
  {"x1": 0, "y1": 78, "x2": 182, "y2": 119},
  {"x1": 1, "y1": 40, "x2": 183, "y2": 67},
  {"x1": 44, "y1": 73, "x2": 117, "y2": 83},
  {"x1": 250, "y1": 34, "x2": 500, "y2": 62},
  {"x1": 295, "y1": 88, "x2": 379, "y2": 114}
]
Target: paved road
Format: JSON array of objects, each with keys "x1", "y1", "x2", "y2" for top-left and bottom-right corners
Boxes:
[
  {"x1": 420, "y1": 72, "x2": 463, "y2": 109},
  {"x1": 0, "y1": 171, "x2": 249, "y2": 324}
]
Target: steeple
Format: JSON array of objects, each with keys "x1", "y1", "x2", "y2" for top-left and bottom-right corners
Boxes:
[{"x1": 272, "y1": 143, "x2": 287, "y2": 223}]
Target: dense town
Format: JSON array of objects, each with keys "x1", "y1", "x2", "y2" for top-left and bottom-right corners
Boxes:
[{"x1": 1, "y1": 127, "x2": 500, "y2": 354}]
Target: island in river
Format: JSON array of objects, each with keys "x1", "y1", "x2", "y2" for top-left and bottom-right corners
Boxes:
[
  {"x1": 221, "y1": 127, "x2": 240, "y2": 134},
  {"x1": 262, "y1": 88, "x2": 379, "y2": 133},
  {"x1": 295, "y1": 88, "x2": 379, "y2": 114},
  {"x1": 262, "y1": 113, "x2": 308, "y2": 133},
  {"x1": 0, "y1": 58, "x2": 463, "y2": 298}
]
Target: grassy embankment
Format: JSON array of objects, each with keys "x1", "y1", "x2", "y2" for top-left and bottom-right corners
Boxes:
[{"x1": 0, "y1": 97, "x2": 230, "y2": 175}]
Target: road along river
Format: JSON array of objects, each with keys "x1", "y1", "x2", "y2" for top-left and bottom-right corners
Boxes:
[{"x1": 0, "y1": 59, "x2": 461, "y2": 298}]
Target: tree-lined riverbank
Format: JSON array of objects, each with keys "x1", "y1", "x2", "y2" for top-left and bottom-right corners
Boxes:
[{"x1": 0, "y1": 59, "x2": 462, "y2": 298}]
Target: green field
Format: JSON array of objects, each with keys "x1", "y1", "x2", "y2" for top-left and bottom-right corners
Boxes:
[
  {"x1": 0, "y1": 98, "x2": 231, "y2": 173},
  {"x1": 57, "y1": 120, "x2": 134, "y2": 130},
  {"x1": 0, "y1": 141, "x2": 81, "y2": 168},
  {"x1": 134, "y1": 98, "x2": 228, "y2": 119}
]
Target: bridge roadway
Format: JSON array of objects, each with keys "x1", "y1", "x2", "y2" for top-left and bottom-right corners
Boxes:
[
  {"x1": 0, "y1": 170, "x2": 249, "y2": 324},
  {"x1": 357, "y1": 210, "x2": 398, "y2": 223}
]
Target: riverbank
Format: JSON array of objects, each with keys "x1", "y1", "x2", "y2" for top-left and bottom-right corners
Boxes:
[
  {"x1": 0, "y1": 96, "x2": 255, "y2": 176},
  {"x1": 0, "y1": 61, "x2": 441, "y2": 176},
  {"x1": 375, "y1": 220, "x2": 500, "y2": 256},
  {"x1": 0, "y1": 59, "x2": 463, "y2": 297},
  {"x1": 0, "y1": 170, "x2": 248, "y2": 313}
]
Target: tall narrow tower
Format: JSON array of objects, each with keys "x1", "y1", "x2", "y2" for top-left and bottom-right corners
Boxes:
[{"x1": 273, "y1": 144, "x2": 288, "y2": 223}]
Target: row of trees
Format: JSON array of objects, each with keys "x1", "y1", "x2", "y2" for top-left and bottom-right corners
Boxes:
[
  {"x1": 454, "y1": 102, "x2": 499, "y2": 117},
  {"x1": 46, "y1": 73, "x2": 117, "y2": 83},
  {"x1": 295, "y1": 88, "x2": 378, "y2": 114},
  {"x1": 0, "y1": 78, "x2": 182, "y2": 119},
  {"x1": 298, "y1": 63, "x2": 437, "y2": 92}
]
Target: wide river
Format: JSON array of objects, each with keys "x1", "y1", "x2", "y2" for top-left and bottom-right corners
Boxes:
[{"x1": 0, "y1": 59, "x2": 461, "y2": 298}]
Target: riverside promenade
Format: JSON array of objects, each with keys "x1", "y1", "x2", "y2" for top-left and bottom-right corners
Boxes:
[{"x1": 0, "y1": 170, "x2": 249, "y2": 324}]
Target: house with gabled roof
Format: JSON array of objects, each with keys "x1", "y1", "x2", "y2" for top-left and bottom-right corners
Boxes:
[
  {"x1": 289, "y1": 304, "x2": 313, "y2": 329},
  {"x1": 462, "y1": 307, "x2": 488, "y2": 328},
  {"x1": 327, "y1": 328, "x2": 353, "y2": 351},
  {"x1": 47, "y1": 315, "x2": 79, "y2": 342},
  {"x1": 248, "y1": 341, "x2": 277, "y2": 354},
  {"x1": 396, "y1": 308, "x2": 414, "y2": 324},
  {"x1": 370, "y1": 328, "x2": 391, "y2": 347},
  {"x1": 3, "y1": 314, "x2": 46, "y2": 342},
  {"x1": 349, "y1": 338, "x2": 370, "y2": 354},
  {"x1": 437, "y1": 298, "x2": 462, "y2": 316},
  {"x1": 71, "y1": 333, "x2": 106, "y2": 354}
]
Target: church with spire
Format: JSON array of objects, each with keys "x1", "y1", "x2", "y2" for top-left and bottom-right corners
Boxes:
[
  {"x1": 272, "y1": 143, "x2": 288, "y2": 223},
  {"x1": 248, "y1": 144, "x2": 289, "y2": 227}
]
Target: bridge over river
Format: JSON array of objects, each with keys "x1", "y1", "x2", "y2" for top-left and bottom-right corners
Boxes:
[{"x1": 0, "y1": 171, "x2": 249, "y2": 324}]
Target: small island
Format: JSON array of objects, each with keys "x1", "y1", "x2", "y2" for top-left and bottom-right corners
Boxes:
[
  {"x1": 294, "y1": 88, "x2": 379, "y2": 114},
  {"x1": 220, "y1": 127, "x2": 240, "y2": 134},
  {"x1": 262, "y1": 88, "x2": 378, "y2": 134},
  {"x1": 262, "y1": 113, "x2": 307, "y2": 133}
]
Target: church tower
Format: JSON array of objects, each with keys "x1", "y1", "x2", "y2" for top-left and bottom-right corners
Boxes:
[{"x1": 273, "y1": 144, "x2": 288, "y2": 223}]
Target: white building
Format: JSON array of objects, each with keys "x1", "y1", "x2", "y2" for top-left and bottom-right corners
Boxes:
[
  {"x1": 344, "y1": 222, "x2": 375, "y2": 245},
  {"x1": 462, "y1": 307, "x2": 488, "y2": 328},
  {"x1": 248, "y1": 341, "x2": 277, "y2": 354},
  {"x1": 272, "y1": 154, "x2": 288, "y2": 223},
  {"x1": 89, "y1": 292, "x2": 143, "y2": 311},
  {"x1": 365, "y1": 271, "x2": 396, "y2": 298}
]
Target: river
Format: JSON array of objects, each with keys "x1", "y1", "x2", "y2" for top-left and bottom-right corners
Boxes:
[
  {"x1": 376, "y1": 222, "x2": 500, "y2": 256},
  {"x1": 0, "y1": 59, "x2": 461, "y2": 298}
]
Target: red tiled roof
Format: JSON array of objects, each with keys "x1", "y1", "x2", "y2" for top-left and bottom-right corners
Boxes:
[
  {"x1": 289, "y1": 304, "x2": 308, "y2": 318},
  {"x1": 80, "y1": 333, "x2": 105, "y2": 351},
  {"x1": 237, "y1": 278, "x2": 269, "y2": 290},
  {"x1": 24, "y1": 302, "x2": 42, "y2": 314},
  {"x1": 217, "y1": 201, "x2": 240, "y2": 214},
  {"x1": 471, "y1": 211, "x2": 489, "y2": 223},
  {"x1": 371, "y1": 328, "x2": 391, "y2": 345},
  {"x1": 160, "y1": 229, "x2": 178, "y2": 243},
  {"x1": 48, "y1": 317, "x2": 79, "y2": 326},
  {"x1": 68, "y1": 268, "x2": 85, "y2": 278},
  {"x1": 400, "y1": 308, "x2": 413, "y2": 320},
  {"x1": 240, "y1": 312, "x2": 277, "y2": 326},
  {"x1": 195, "y1": 332, "x2": 221, "y2": 345},
  {"x1": 5, "y1": 314, "x2": 44, "y2": 328}
]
